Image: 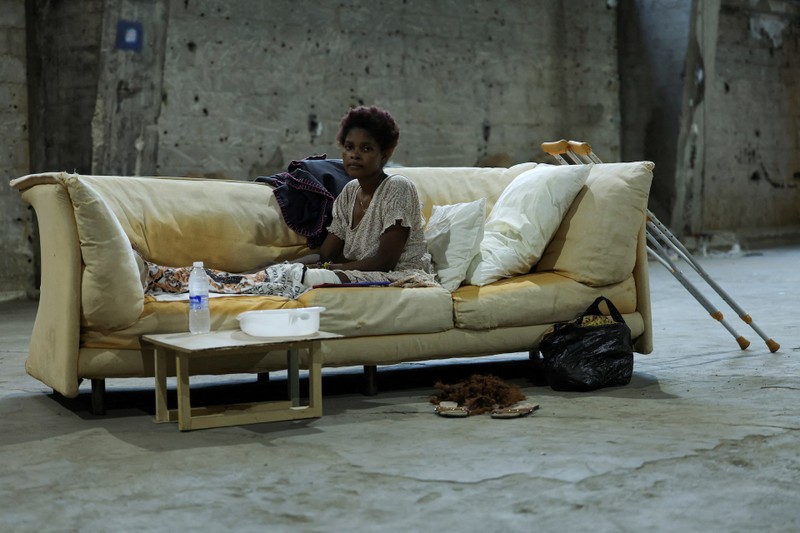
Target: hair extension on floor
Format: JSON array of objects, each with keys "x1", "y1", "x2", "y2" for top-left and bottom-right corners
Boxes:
[{"x1": 430, "y1": 374, "x2": 527, "y2": 415}]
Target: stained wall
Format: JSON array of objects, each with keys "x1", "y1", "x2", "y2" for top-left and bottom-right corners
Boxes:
[
  {"x1": 702, "y1": 0, "x2": 800, "y2": 234},
  {"x1": 154, "y1": 1, "x2": 621, "y2": 178},
  {"x1": 673, "y1": 0, "x2": 800, "y2": 239},
  {"x1": 0, "y1": 0, "x2": 33, "y2": 301}
]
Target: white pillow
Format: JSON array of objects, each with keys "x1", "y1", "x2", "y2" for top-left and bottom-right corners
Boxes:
[
  {"x1": 465, "y1": 164, "x2": 591, "y2": 286},
  {"x1": 424, "y1": 198, "x2": 486, "y2": 292}
]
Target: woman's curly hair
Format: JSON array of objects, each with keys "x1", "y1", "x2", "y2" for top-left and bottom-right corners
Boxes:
[{"x1": 336, "y1": 105, "x2": 400, "y2": 153}]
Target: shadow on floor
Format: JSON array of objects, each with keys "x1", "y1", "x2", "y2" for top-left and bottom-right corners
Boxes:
[
  {"x1": 46, "y1": 353, "x2": 673, "y2": 422},
  {"x1": 49, "y1": 356, "x2": 539, "y2": 418}
]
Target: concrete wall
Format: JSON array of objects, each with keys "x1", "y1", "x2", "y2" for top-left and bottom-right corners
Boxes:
[
  {"x1": 0, "y1": 0, "x2": 33, "y2": 301},
  {"x1": 92, "y1": 0, "x2": 168, "y2": 176},
  {"x1": 153, "y1": 0, "x2": 621, "y2": 179},
  {"x1": 704, "y1": 0, "x2": 800, "y2": 235},
  {"x1": 674, "y1": 0, "x2": 800, "y2": 240},
  {"x1": 619, "y1": 0, "x2": 692, "y2": 222},
  {"x1": 26, "y1": 0, "x2": 104, "y2": 174}
]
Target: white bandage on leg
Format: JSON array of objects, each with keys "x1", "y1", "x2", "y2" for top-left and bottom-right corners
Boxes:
[{"x1": 303, "y1": 268, "x2": 342, "y2": 288}]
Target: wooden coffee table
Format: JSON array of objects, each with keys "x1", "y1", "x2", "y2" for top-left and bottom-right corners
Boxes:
[{"x1": 141, "y1": 329, "x2": 340, "y2": 431}]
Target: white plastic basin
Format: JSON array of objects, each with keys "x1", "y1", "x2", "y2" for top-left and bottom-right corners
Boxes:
[{"x1": 236, "y1": 307, "x2": 326, "y2": 338}]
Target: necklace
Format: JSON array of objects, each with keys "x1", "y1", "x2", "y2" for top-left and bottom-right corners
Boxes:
[
  {"x1": 357, "y1": 187, "x2": 370, "y2": 211},
  {"x1": 356, "y1": 173, "x2": 386, "y2": 211}
]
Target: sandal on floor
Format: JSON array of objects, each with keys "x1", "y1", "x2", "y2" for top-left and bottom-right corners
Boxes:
[
  {"x1": 490, "y1": 403, "x2": 540, "y2": 419},
  {"x1": 434, "y1": 401, "x2": 470, "y2": 418}
]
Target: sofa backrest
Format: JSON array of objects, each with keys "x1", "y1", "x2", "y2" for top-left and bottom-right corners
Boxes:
[
  {"x1": 23, "y1": 161, "x2": 652, "y2": 285},
  {"x1": 80, "y1": 175, "x2": 305, "y2": 272},
  {"x1": 393, "y1": 162, "x2": 538, "y2": 220},
  {"x1": 75, "y1": 164, "x2": 539, "y2": 271}
]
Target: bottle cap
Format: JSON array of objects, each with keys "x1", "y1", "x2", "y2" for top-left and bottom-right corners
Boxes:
[{"x1": 193, "y1": 261, "x2": 204, "y2": 267}]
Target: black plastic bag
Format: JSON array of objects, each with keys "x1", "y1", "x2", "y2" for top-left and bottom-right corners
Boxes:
[{"x1": 539, "y1": 296, "x2": 633, "y2": 391}]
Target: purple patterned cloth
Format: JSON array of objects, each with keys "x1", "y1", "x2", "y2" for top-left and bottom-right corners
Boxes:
[{"x1": 255, "y1": 156, "x2": 351, "y2": 248}]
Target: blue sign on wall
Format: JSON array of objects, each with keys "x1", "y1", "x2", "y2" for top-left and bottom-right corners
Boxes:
[{"x1": 116, "y1": 20, "x2": 143, "y2": 52}]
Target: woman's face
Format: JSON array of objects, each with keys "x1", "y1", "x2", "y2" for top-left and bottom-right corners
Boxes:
[{"x1": 342, "y1": 127, "x2": 387, "y2": 180}]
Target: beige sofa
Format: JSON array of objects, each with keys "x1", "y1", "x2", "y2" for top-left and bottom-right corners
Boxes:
[{"x1": 11, "y1": 160, "x2": 654, "y2": 413}]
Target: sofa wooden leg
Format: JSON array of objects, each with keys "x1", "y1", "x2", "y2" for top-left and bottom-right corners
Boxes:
[
  {"x1": 90, "y1": 379, "x2": 106, "y2": 415},
  {"x1": 363, "y1": 365, "x2": 378, "y2": 396},
  {"x1": 528, "y1": 350, "x2": 548, "y2": 385}
]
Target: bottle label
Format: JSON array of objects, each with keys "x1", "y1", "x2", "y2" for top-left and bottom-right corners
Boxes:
[{"x1": 189, "y1": 294, "x2": 208, "y2": 311}]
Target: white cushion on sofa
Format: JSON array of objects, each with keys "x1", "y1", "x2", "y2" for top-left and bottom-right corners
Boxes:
[
  {"x1": 424, "y1": 198, "x2": 486, "y2": 292},
  {"x1": 465, "y1": 164, "x2": 591, "y2": 286}
]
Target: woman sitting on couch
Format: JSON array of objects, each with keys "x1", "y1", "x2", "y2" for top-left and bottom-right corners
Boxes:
[{"x1": 142, "y1": 105, "x2": 438, "y2": 299}]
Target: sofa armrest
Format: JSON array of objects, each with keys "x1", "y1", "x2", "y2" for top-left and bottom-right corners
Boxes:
[
  {"x1": 17, "y1": 183, "x2": 83, "y2": 397},
  {"x1": 10, "y1": 172, "x2": 62, "y2": 191}
]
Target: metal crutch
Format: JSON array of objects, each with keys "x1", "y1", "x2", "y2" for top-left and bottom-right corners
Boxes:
[
  {"x1": 556, "y1": 140, "x2": 751, "y2": 349},
  {"x1": 645, "y1": 209, "x2": 780, "y2": 352},
  {"x1": 540, "y1": 139, "x2": 780, "y2": 353},
  {"x1": 570, "y1": 140, "x2": 780, "y2": 353},
  {"x1": 645, "y1": 227, "x2": 751, "y2": 350}
]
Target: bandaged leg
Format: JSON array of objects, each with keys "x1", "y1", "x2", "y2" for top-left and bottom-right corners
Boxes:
[{"x1": 303, "y1": 268, "x2": 342, "y2": 288}]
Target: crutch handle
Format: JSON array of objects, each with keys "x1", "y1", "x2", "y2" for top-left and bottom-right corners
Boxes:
[
  {"x1": 567, "y1": 140, "x2": 593, "y2": 156},
  {"x1": 541, "y1": 139, "x2": 569, "y2": 156}
]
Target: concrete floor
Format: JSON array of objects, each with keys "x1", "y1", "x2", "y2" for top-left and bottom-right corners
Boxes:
[{"x1": 1, "y1": 246, "x2": 799, "y2": 532}]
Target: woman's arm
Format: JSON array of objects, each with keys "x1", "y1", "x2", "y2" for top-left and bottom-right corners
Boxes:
[
  {"x1": 318, "y1": 232, "x2": 346, "y2": 264},
  {"x1": 327, "y1": 221, "x2": 409, "y2": 272},
  {"x1": 241, "y1": 253, "x2": 321, "y2": 273}
]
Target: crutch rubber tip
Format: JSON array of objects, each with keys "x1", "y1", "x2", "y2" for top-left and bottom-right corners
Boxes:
[
  {"x1": 736, "y1": 336, "x2": 750, "y2": 350},
  {"x1": 766, "y1": 339, "x2": 780, "y2": 353}
]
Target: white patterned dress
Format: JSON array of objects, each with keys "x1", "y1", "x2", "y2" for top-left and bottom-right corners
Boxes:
[{"x1": 328, "y1": 174, "x2": 438, "y2": 286}]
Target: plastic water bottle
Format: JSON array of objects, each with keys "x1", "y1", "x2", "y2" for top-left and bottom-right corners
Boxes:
[{"x1": 188, "y1": 261, "x2": 211, "y2": 334}]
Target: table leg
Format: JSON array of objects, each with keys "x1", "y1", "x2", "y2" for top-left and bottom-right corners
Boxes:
[
  {"x1": 308, "y1": 340, "x2": 322, "y2": 415},
  {"x1": 176, "y1": 351, "x2": 192, "y2": 431},
  {"x1": 152, "y1": 345, "x2": 169, "y2": 423},
  {"x1": 287, "y1": 348, "x2": 299, "y2": 407}
]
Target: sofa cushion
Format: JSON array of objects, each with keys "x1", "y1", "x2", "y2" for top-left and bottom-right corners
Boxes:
[
  {"x1": 61, "y1": 174, "x2": 145, "y2": 330},
  {"x1": 453, "y1": 271, "x2": 638, "y2": 330},
  {"x1": 465, "y1": 164, "x2": 590, "y2": 286},
  {"x1": 298, "y1": 285, "x2": 454, "y2": 337},
  {"x1": 536, "y1": 161, "x2": 654, "y2": 286},
  {"x1": 424, "y1": 198, "x2": 486, "y2": 292}
]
